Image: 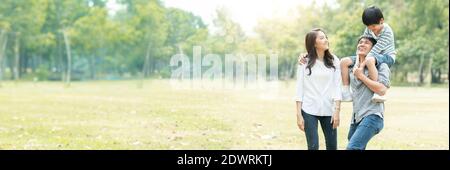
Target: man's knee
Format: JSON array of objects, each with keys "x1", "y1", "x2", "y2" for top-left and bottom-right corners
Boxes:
[
  {"x1": 340, "y1": 57, "x2": 353, "y2": 66},
  {"x1": 365, "y1": 56, "x2": 376, "y2": 66},
  {"x1": 346, "y1": 144, "x2": 365, "y2": 150},
  {"x1": 346, "y1": 139, "x2": 366, "y2": 150}
]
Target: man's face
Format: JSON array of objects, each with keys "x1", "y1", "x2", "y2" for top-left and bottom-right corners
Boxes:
[{"x1": 356, "y1": 38, "x2": 374, "y2": 56}]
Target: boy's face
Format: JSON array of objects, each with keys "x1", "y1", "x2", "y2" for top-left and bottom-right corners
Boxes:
[
  {"x1": 367, "y1": 18, "x2": 384, "y2": 34},
  {"x1": 356, "y1": 38, "x2": 374, "y2": 56}
]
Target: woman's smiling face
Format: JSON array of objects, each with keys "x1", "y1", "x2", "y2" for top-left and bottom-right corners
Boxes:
[{"x1": 314, "y1": 31, "x2": 329, "y2": 52}]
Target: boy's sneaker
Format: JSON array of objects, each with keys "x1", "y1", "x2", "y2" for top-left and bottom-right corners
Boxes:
[
  {"x1": 372, "y1": 93, "x2": 386, "y2": 103},
  {"x1": 341, "y1": 86, "x2": 353, "y2": 102}
]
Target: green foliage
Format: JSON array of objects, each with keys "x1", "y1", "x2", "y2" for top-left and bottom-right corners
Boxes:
[{"x1": 0, "y1": 0, "x2": 447, "y2": 84}]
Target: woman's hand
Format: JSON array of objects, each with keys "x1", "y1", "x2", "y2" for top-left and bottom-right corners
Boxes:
[
  {"x1": 298, "y1": 53, "x2": 308, "y2": 65},
  {"x1": 332, "y1": 111, "x2": 340, "y2": 129},
  {"x1": 297, "y1": 114, "x2": 305, "y2": 132}
]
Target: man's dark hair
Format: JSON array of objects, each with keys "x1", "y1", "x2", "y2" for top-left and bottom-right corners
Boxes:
[
  {"x1": 358, "y1": 35, "x2": 377, "y2": 46},
  {"x1": 362, "y1": 6, "x2": 384, "y2": 26}
]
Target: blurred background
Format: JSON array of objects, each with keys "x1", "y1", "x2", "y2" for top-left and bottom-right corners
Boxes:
[
  {"x1": 0, "y1": 0, "x2": 448, "y2": 150},
  {"x1": 0, "y1": 0, "x2": 448, "y2": 85}
]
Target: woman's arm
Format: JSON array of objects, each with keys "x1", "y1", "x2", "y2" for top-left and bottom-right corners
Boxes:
[
  {"x1": 296, "y1": 101, "x2": 304, "y2": 131},
  {"x1": 296, "y1": 102, "x2": 303, "y2": 115},
  {"x1": 294, "y1": 65, "x2": 305, "y2": 102},
  {"x1": 332, "y1": 100, "x2": 341, "y2": 129},
  {"x1": 332, "y1": 56, "x2": 342, "y2": 101},
  {"x1": 332, "y1": 57, "x2": 342, "y2": 128},
  {"x1": 295, "y1": 65, "x2": 306, "y2": 132}
]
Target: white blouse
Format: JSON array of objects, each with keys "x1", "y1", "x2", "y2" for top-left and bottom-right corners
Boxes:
[{"x1": 294, "y1": 55, "x2": 342, "y2": 116}]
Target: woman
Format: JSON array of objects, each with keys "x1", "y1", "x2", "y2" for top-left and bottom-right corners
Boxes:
[{"x1": 294, "y1": 28, "x2": 342, "y2": 150}]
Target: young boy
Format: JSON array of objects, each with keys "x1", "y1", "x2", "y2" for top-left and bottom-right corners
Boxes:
[{"x1": 340, "y1": 6, "x2": 396, "y2": 102}]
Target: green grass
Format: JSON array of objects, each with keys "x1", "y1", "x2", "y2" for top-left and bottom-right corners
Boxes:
[{"x1": 0, "y1": 80, "x2": 448, "y2": 150}]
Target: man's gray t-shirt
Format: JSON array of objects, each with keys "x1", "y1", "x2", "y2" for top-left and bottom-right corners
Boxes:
[{"x1": 349, "y1": 63, "x2": 391, "y2": 124}]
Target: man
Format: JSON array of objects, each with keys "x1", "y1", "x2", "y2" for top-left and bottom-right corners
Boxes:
[{"x1": 347, "y1": 35, "x2": 390, "y2": 150}]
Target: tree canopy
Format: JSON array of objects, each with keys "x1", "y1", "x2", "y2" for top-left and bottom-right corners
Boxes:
[{"x1": 0, "y1": 0, "x2": 447, "y2": 85}]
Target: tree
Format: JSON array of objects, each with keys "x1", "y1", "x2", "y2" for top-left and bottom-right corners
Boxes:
[
  {"x1": 62, "y1": 30, "x2": 71, "y2": 86},
  {"x1": 0, "y1": 0, "x2": 49, "y2": 80},
  {"x1": 70, "y1": 7, "x2": 113, "y2": 79},
  {"x1": 117, "y1": 0, "x2": 169, "y2": 78},
  {"x1": 210, "y1": 7, "x2": 246, "y2": 55},
  {"x1": 0, "y1": 29, "x2": 8, "y2": 85},
  {"x1": 395, "y1": 0, "x2": 449, "y2": 85}
]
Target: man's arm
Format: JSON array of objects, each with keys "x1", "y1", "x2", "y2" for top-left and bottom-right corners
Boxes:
[
  {"x1": 356, "y1": 73, "x2": 388, "y2": 95},
  {"x1": 354, "y1": 64, "x2": 391, "y2": 95}
]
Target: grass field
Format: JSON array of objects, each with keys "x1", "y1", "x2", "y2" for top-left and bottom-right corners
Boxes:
[{"x1": 0, "y1": 80, "x2": 448, "y2": 150}]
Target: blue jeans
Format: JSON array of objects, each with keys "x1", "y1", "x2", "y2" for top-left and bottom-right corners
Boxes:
[
  {"x1": 346, "y1": 114, "x2": 384, "y2": 150},
  {"x1": 350, "y1": 53, "x2": 395, "y2": 68},
  {"x1": 302, "y1": 110, "x2": 337, "y2": 150}
]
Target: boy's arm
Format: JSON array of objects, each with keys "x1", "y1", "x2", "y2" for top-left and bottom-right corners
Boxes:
[
  {"x1": 363, "y1": 27, "x2": 371, "y2": 37},
  {"x1": 368, "y1": 30, "x2": 394, "y2": 57}
]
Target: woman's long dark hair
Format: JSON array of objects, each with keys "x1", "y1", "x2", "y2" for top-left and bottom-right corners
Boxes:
[{"x1": 304, "y1": 28, "x2": 336, "y2": 76}]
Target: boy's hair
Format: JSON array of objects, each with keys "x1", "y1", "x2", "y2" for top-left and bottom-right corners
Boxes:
[
  {"x1": 362, "y1": 6, "x2": 384, "y2": 26},
  {"x1": 358, "y1": 35, "x2": 377, "y2": 46}
]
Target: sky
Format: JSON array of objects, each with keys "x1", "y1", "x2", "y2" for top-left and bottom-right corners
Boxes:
[
  {"x1": 106, "y1": 0, "x2": 334, "y2": 35},
  {"x1": 162, "y1": 0, "x2": 315, "y2": 35}
]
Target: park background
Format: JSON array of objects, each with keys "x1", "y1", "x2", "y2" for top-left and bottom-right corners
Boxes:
[{"x1": 0, "y1": 0, "x2": 448, "y2": 149}]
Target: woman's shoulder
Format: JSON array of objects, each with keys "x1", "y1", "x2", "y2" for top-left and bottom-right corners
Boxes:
[
  {"x1": 331, "y1": 54, "x2": 339, "y2": 59},
  {"x1": 330, "y1": 54, "x2": 340, "y2": 63}
]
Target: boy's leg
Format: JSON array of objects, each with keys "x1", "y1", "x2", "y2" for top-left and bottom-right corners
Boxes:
[
  {"x1": 340, "y1": 57, "x2": 355, "y2": 102},
  {"x1": 340, "y1": 57, "x2": 354, "y2": 86},
  {"x1": 364, "y1": 53, "x2": 395, "y2": 81},
  {"x1": 364, "y1": 56, "x2": 379, "y2": 83},
  {"x1": 368, "y1": 53, "x2": 394, "y2": 102},
  {"x1": 375, "y1": 54, "x2": 395, "y2": 68},
  {"x1": 346, "y1": 115, "x2": 384, "y2": 150}
]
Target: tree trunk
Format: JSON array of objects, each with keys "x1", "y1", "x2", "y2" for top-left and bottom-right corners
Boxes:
[
  {"x1": 431, "y1": 69, "x2": 441, "y2": 83},
  {"x1": 22, "y1": 51, "x2": 29, "y2": 75},
  {"x1": 14, "y1": 33, "x2": 20, "y2": 81},
  {"x1": 88, "y1": 56, "x2": 96, "y2": 80},
  {"x1": 418, "y1": 55, "x2": 424, "y2": 84},
  {"x1": 55, "y1": 0, "x2": 65, "y2": 82},
  {"x1": 289, "y1": 58, "x2": 297, "y2": 79},
  {"x1": 447, "y1": 48, "x2": 449, "y2": 83},
  {"x1": 137, "y1": 40, "x2": 152, "y2": 89},
  {"x1": 403, "y1": 71, "x2": 408, "y2": 83},
  {"x1": 426, "y1": 56, "x2": 433, "y2": 86},
  {"x1": 142, "y1": 40, "x2": 152, "y2": 78},
  {"x1": 0, "y1": 30, "x2": 8, "y2": 82},
  {"x1": 62, "y1": 30, "x2": 72, "y2": 86}
]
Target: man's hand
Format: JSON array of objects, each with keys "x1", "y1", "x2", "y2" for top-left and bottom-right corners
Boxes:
[
  {"x1": 353, "y1": 66, "x2": 365, "y2": 80},
  {"x1": 298, "y1": 53, "x2": 308, "y2": 65}
]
